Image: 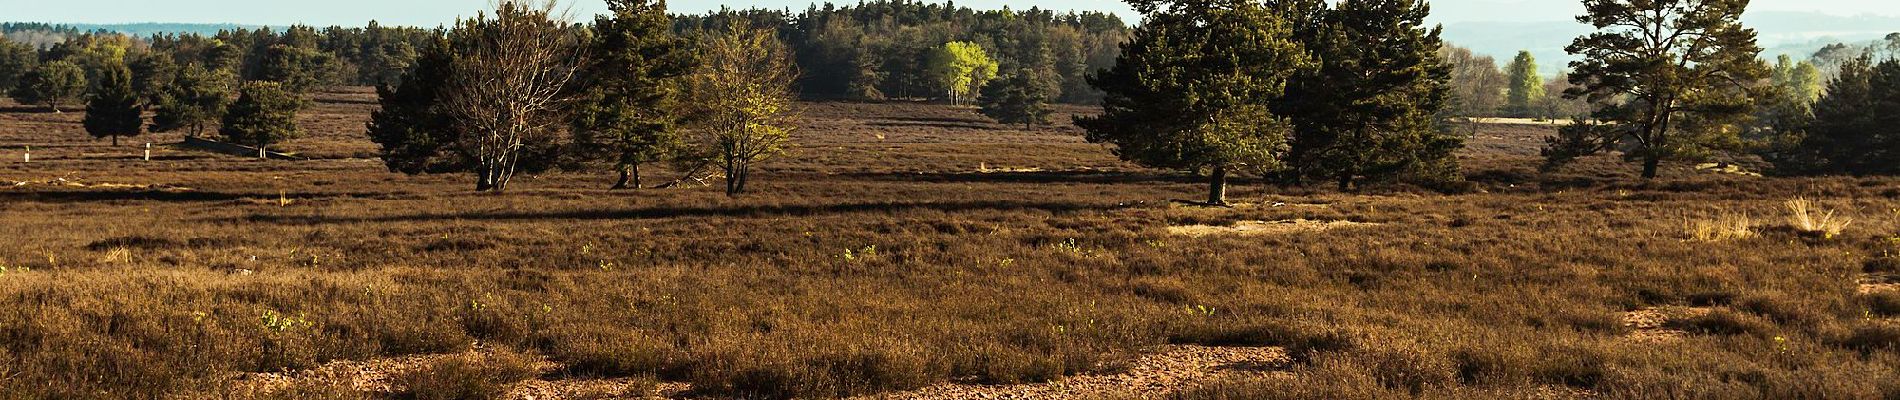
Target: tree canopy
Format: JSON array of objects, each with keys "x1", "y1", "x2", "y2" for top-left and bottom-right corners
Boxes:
[
  {"x1": 926, "y1": 41, "x2": 998, "y2": 105},
  {"x1": 979, "y1": 68, "x2": 1054, "y2": 129},
  {"x1": 1080, "y1": 0, "x2": 1310, "y2": 205},
  {"x1": 1273, "y1": 0, "x2": 1459, "y2": 190},
  {"x1": 1505, "y1": 50, "x2": 1545, "y2": 117},
  {"x1": 220, "y1": 81, "x2": 302, "y2": 157},
  {"x1": 570, "y1": 0, "x2": 694, "y2": 189},
  {"x1": 1544, "y1": 0, "x2": 1770, "y2": 179},
  {"x1": 11, "y1": 60, "x2": 87, "y2": 112},
  {"x1": 83, "y1": 61, "x2": 143, "y2": 146}
]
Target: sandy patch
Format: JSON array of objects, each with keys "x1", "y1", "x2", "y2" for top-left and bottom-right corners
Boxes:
[
  {"x1": 1168, "y1": 219, "x2": 1379, "y2": 237},
  {"x1": 0, "y1": 177, "x2": 191, "y2": 191},
  {"x1": 1621, "y1": 306, "x2": 1713, "y2": 343},
  {"x1": 1694, "y1": 163, "x2": 1762, "y2": 177},
  {"x1": 226, "y1": 345, "x2": 681, "y2": 400},
  {"x1": 1861, "y1": 281, "x2": 1899, "y2": 295},
  {"x1": 871, "y1": 345, "x2": 1289, "y2": 400}
]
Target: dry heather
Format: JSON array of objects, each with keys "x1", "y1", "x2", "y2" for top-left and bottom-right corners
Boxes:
[{"x1": 0, "y1": 92, "x2": 1899, "y2": 399}]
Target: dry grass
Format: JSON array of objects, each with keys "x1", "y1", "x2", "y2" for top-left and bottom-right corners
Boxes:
[
  {"x1": 2, "y1": 93, "x2": 1900, "y2": 399},
  {"x1": 389, "y1": 351, "x2": 539, "y2": 400},
  {"x1": 1685, "y1": 210, "x2": 1756, "y2": 242},
  {"x1": 1785, "y1": 197, "x2": 1855, "y2": 239}
]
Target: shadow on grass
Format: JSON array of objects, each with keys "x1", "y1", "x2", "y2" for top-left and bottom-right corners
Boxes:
[
  {"x1": 243, "y1": 199, "x2": 1143, "y2": 225},
  {"x1": 840, "y1": 170, "x2": 1204, "y2": 185},
  {"x1": 0, "y1": 190, "x2": 397, "y2": 203}
]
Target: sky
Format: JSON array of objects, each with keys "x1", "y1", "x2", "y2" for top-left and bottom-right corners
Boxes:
[{"x1": 0, "y1": 0, "x2": 1895, "y2": 27}]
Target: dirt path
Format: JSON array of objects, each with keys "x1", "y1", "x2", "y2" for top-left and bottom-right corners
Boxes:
[
  {"x1": 226, "y1": 345, "x2": 1285, "y2": 399},
  {"x1": 866, "y1": 345, "x2": 1289, "y2": 400}
]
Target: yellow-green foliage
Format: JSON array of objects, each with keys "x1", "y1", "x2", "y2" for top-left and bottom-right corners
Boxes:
[{"x1": 926, "y1": 41, "x2": 998, "y2": 105}]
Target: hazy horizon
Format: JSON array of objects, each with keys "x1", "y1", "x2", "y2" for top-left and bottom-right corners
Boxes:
[{"x1": 0, "y1": 0, "x2": 1896, "y2": 27}]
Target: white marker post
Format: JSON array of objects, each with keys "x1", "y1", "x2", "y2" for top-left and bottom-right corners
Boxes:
[
  {"x1": 144, "y1": 143, "x2": 152, "y2": 161},
  {"x1": 22, "y1": 146, "x2": 28, "y2": 163}
]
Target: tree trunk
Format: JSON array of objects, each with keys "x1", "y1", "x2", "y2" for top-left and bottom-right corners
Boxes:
[
  {"x1": 1641, "y1": 156, "x2": 1660, "y2": 179},
  {"x1": 611, "y1": 164, "x2": 633, "y2": 190},
  {"x1": 632, "y1": 163, "x2": 642, "y2": 189},
  {"x1": 112, "y1": 135, "x2": 118, "y2": 147},
  {"x1": 724, "y1": 157, "x2": 738, "y2": 197},
  {"x1": 476, "y1": 161, "x2": 495, "y2": 192},
  {"x1": 1337, "y1": 175, "x2": 1353, "y2": 192},
  {"x1": 1207, "y1": 165, "x2": 1228, "y2": 206}
]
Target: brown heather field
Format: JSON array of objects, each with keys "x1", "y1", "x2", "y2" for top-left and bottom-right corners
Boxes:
[{"x1": 0, "y1": 89, "x2": 1898, "y2": 399}]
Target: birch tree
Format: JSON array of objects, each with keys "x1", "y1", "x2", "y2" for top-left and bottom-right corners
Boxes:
[{"x1": 443, "y1": 0, "x2": 583, "y2": 192}]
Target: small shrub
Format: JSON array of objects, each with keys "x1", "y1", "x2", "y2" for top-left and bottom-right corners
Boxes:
[
  {"x1": 1129, "y1": 277, "x2": 1194, "y2": 304},
  {"x1": 539, "y1": 326, "x2": 684, "y2": 379},
  {"x1": 1685, "y1": 210, "x2": 1755, "y2": 241},
  {"x1": 1785, "y1": 198, "x2": 1854, "y2": 239},
  {"x1": 1667, "y1": 309, "x2": 1776, "y2": 337},
  {"x1": 1736, "y1": 292, "x2": 1827, "y2": 325},
  {"x1": 389, "y1": 352, "x2": 538, "y2": 400},
  {"x1": 1833, "y1": 323, "x2": 1900, "y2": 353},
  {"x1": 1864, "y1": 291, "x2": 1900, "y2": 317},
  {"x1": 1310, "y1": 343, "x2": 1456, "y2": 395},
  {"x1": 1867, "y1": 257, "x2": 1899, "y2": 274}
]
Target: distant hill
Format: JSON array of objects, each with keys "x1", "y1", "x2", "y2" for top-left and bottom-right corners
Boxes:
[
  {"x1": 60, "y1": 22, "x2": 261, "y2": 37},
  {"x1": 1, "y1": 22, "x2": 261, "y2": 48},
  {"x1": 1440, "y1": 11, "x2": 1900, "y2": 77}
]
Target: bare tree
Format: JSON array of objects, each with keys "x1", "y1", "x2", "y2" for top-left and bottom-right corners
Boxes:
[
  {"x1": 681, "y1": 25, "x2": 799, "y2": 196},
  {"x1": 444, "y1": 0, "x2": 584, "y2": 192}
]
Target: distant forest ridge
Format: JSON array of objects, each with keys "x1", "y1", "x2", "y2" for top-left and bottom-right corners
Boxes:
[
  {"x1": 6, "y1": 6, "x2": 1897, "y2": 78},
  {"x1": 1441, "y1": 10, "x2": 1900, "y2": 76}
]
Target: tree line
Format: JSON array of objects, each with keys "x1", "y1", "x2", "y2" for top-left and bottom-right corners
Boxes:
[{"x1": 5, "y1": 0, "x2": 1899, "y2": 203}]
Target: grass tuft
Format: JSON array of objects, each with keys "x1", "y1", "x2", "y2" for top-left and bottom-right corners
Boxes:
[
  {"x1": 1785, "y1": 198, "x2": 1854, "y2": 239},
  {"x1": 1685, "y1": 210, "x2": 1755, "y2": 241}
]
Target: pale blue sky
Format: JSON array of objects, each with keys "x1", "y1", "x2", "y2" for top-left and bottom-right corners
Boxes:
[{"x1": 0, "y1": 0, "x2": 1895, "y2": 27}]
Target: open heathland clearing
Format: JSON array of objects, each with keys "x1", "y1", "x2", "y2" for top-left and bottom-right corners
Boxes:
[{"x1": 1, "y1": 91, "x2": 1898, "y2": 399}]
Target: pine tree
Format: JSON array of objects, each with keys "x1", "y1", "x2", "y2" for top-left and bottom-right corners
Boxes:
[
  {"x1": 221, "y1": 81, "x2": 302, "y2": 158},
  {"x1": 1782, "y1": 56, "x2": 1900, "y2": 175},
  {"x1": 83, "y1": 63, "x2": 143, "y2": 146},
  {"x1": 1505, "y1": 50, "x2": 1545, "y2": 117},
  {"x1": 1544, "y1": 0, "x2": 1769, "y2": 179},
  {"x1": 1078, "y1": 0, "x2": 1310, "y2": 205},
  {"x1": 368, "y1": 37, "x2": 462, "y2": 174},
  {"x1": 11, "y1": 60, "x2": 87, "y2": 113},
  {"x1": 978, "y1": 69, "x2": 1053, "y2": 129},
  {"x1": 1275, "y1": 0, "x2": 1459, "y2": 190},
  {"x1": 127, "y1": 52, "x2": 178, "y2": 108},
  {"x1": 0, "y1": 40, "x2": 35, "y2": 95},
  {"x1": 571, "y1": 0, "x2": 693, "y2": 189}
]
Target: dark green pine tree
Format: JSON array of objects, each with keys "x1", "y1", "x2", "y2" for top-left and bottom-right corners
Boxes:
[
  {"x1": 1783, "y1": 56, "x2": 1900, "y2": 175},
  {"x1": 152, "y1": 65, "x2": 234, "y2": 138},
  {"x1": 221, "y1": 81, "x2": 302, "y2": 158},
  {"x1": 1273, "y1": 0, "x2": 1460, "y2": 190},
  {"x1": 978, "y1": 69, "x2": 1053, "y2": 129},
  {"x1": 368, "y1": 37, "x2": 462, "y2": 174},
  {"x1": 1078, "y1": 0, "x2": 1310, "y2": 206},
  {"x1": 127, "y1": 52, "x2": 178, "y2": 109},
  {"x1": 571, "y1": 0, "x2": 693, "y2": 189},
  {"x1": 83, "y1": 63, "x2": 143, "y2": 146},
  {"x1": 12, "y1": 60, "x2": 87, "y2": 113}
]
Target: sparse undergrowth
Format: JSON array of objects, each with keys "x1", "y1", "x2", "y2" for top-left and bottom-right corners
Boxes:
[{"x1": 2, "y1": 96, "x2": 1900, "y2": 399}]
